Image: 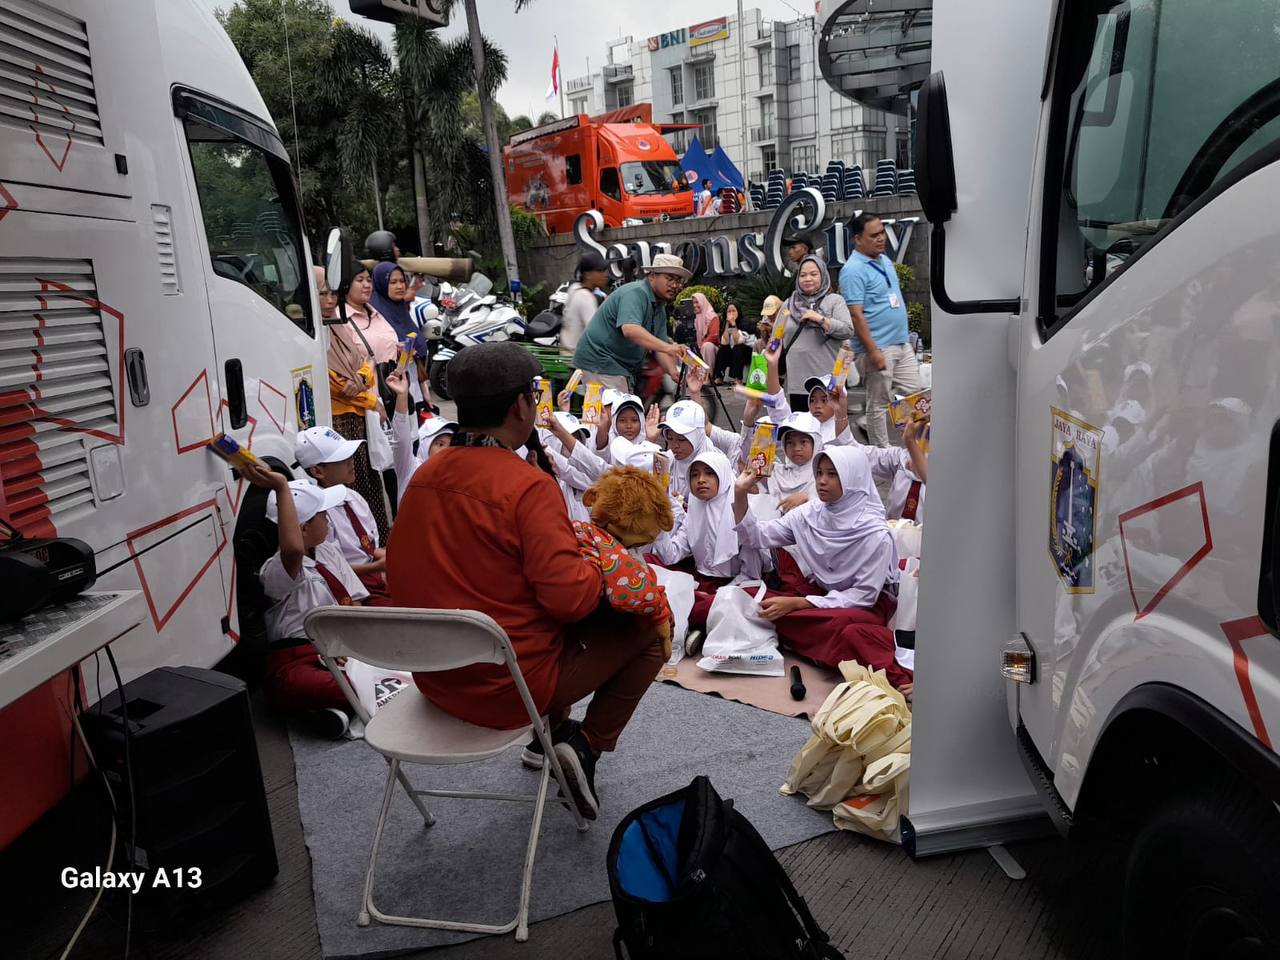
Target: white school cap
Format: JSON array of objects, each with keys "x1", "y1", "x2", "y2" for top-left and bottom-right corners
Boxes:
[
  {"x1": 417, "y1": 417, "x2": 458, "y2": 445},
  {"x1": 295, "y1": 426, "x2": 363, "y2": 469},
  {"x1": 266, "y1": 481, "x2": 347, "y2": 525},
  {"x1": 658, "y1": 399, "x2": 705, "y2": 437},
  {"x1": 777, "y1": 411, "x2": 825, "y2": 445},
  {"x1": 803, "y1": 376, "x2": 832, "y2": 396},
  {"x1": 553, "y1": 411, "x2": 590, "y2": 437}
]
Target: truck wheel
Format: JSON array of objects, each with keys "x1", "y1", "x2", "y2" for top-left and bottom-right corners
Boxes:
[
  {"x1": 1123, "y1": 782, "x2": 1280, "y2": 960},
  {"x1": 428, "y1": 358, "x2": 451, "y2": 401}
]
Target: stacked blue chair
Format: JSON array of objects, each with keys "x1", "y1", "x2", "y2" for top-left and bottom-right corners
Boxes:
[
  {"x1": 843, "y1": 165, "x2": 865, "y2": 201},
  {"x1": 764, "y1": 169, "x2": 787, "y2": 208},
  {"x1": 749, "y1": 182, "x2": 767, "y2": 208},
  {"x1": 792, "y1": 171, "x2": 809, "y2": 192},
  {"x1": 873, "y1": 159, "x2": 898, "y2": 197},
  {"x1": 896, "y1": 168, "x2": 916, "y2": 194},
  {"x1": 825, "y1": 159, "x2": 847, "y2": 201}
]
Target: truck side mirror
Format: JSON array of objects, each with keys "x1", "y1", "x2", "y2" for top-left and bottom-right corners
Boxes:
[
  {"x1": 916, "y1": 71, "x2": 1019, "y2": 316},
  {"x1": 916, "y1": 72, "x2": 958, "y2": 226},
  {"x1": 323, "y1": 227, "x2": 354, "y2": 325}
]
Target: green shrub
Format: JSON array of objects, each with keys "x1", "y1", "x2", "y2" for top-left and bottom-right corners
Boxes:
[
  {"x1": 908, "y1": 301, "x2": 928, "y2": 342},
  {"x1": 893, "y1": 261, "x2": 915, "y2": 286}
]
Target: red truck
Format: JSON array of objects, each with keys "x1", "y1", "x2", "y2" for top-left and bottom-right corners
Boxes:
[{"x1": 506, "y1": 107, "x2": 695, "y2": 234}]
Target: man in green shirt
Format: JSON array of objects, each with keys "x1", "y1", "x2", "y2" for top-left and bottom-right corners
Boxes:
[{"x1": 572, "y1": 253, "x2": 691, "y2": 392}]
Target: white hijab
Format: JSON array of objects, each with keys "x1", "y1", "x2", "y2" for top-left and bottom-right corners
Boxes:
[
  {"x1": 773, "y1": 413, "x2": 824, "y2": 499},
  {"x1": 685, "y1": 449, "x2": 742, "y2": 576},
  {"x1": 607, "y1": 394, "x2": 646, "y2": 461},
  {"x1": 792, "y1": 447, "x2": 896, "y2": 589}
]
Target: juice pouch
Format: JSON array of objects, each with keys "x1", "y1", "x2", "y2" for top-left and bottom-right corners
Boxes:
[
  {"x1": 208, "y1": 433, "x2": 260, "y2": 469},
  {"x1": 768, "y1": 310, "x2": 789, "y2": 352},
  {"x1": 747, "y1": 422, "x2": 778, "y2": 477},
  {"x1": 682, "y1": 346, "x2": 709, "y2": 371},
  {"x1": 745, "y1": 352, "x2": 768, "y2": 390},
  {"x1": 831, "y1": 340, "x2": 854, "y2": 388},
  {"x1": 581, "y1": 382, "x2": 604, "y2": 426},
  {"x1": 652, "y1": 451, "x2": 671, "y2": 491},
  {"x1": 535, "y1": 377, "x2": 553, "y2": 427},
  {"x1": 564, "y1": 368, "x2": 584, "y2": 395},
  {"x1": 394, "y1": 332, "x2": 417, "y2": 374}
]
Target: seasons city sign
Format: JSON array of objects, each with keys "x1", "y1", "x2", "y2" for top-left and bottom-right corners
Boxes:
[
  {"x1": 648, "y1": 17, "x2": 730, "y2": 51},
  {"x1": 573, "y1": 188, "x2": 920, "y2": 283}
]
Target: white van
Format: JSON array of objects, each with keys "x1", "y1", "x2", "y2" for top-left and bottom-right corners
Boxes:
[
  {"x1": 1, "y1": 0, "x2": 325, "y2": 838},
  {"x1": 908, "y1": 0, "x2": 1280, "y2": 952}
]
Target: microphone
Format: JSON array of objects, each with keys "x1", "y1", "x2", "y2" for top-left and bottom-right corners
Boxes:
[{"x1": 789, "y1": 665, "x2": 806, "y2": 702}]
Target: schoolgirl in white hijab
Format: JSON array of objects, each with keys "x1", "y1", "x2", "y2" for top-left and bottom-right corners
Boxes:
[
  {"x1": 390, "y1": 413, "x2": 457, "y2": 505},
  {"x1": 771, "y1": 412, "x2": 824, "y2": 510},
  {"x1": 599, "y1": 392, "x2": 649, "y2": 465},
  {"x1": 651, "y1": 448, "x2": 766, "y2": 579},
  {"x1": 733, "y1": 445, "x2": 898, "y2": 608},
  {"x1": 657, "y1": 398, "x2": 742, "y2": 498},
  {"x1": 539, "y1": 411, "x2": 605, "y2": 521}
]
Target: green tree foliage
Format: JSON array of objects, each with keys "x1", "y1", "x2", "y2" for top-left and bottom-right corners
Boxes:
[{"x1": 536, "y1": 110, "x2": 559, "y2": 125}]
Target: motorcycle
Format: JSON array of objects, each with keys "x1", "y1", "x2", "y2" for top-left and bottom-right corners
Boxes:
[
  {"x1": 511, "y1": 282, "x2": 569, "y2": 348},
  {"x1": 415, "y1": 273, "x2": 528, "y2": 400}
]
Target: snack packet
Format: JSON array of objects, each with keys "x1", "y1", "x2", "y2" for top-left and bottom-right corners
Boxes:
[
  {"x1": 581, "y1": 382, "x2": 604, "y2": 426},
  {"x1": 747, "y1": 422, "x2": 778, "y2": 477},
  {"x1": 208, "y1": 433, "x2": 260, "y2": 469},
  {"x1": 535, "y1": 377, "x2": 553, "y2": 427}
]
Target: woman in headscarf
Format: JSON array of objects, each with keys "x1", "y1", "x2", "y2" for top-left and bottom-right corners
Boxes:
[
  {"x1": 321, "y1": 265, "x2": 392, "y2": 541},
  {"x1": 690, "y1": 292, "x2": 721, "y2": 371},
  {"x1": 775, "y1": 255, "x2": 855, "y2": 411},
  {"x1": 731, "y1": 445, "x2": 911, "y2": 690},
  {"x1": 345, "y1": 263, "x2": 398, "y2": 365},
  {"x1": 370, "y1": 261, "x2": 430, "y2": 401},
  {"x1": 713, "y1": 302, "x2": 755, "y2": 385}
]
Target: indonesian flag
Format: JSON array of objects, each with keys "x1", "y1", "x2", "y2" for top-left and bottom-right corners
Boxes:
[{"x1": 545, "y1": 45, "x2": 560, "y2": 102}]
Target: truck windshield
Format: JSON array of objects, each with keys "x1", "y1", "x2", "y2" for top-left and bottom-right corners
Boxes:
[{"x1": 621, "y1": 161, "x2": 691, "y2": 196}]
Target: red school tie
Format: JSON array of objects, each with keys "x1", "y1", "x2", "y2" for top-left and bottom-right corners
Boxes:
[
  {"x1": 341, "y1": 501, "x2": 377, "y2": 560},
  {"x1": 313, "y1": 561, "x2": 356, "y2": 606},
  {"x1": 902, "y1": 480, "x2": 923, "y2": 522}
]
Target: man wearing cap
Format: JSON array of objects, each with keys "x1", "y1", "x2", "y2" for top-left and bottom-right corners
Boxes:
[
  {"x1": 785, "y1": 233, "x2": 815, "y2": 273},
  {"x1": 388, "y1": 342, "x2": 667, "y2": 820},
  {"x1": 572, "y1": 253, "x2": 691, "y2": 394},
  {"x1": 561, "y1": 251, "x2": 609, "y2": 359}
]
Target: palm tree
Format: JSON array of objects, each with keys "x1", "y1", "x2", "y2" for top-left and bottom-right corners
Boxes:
[
  {"x1": 396, "y1": 21, "x2": 506, "y2": 249},
  {"x1": 536, "y1": 110, "x2": 559, "y2": 125}
]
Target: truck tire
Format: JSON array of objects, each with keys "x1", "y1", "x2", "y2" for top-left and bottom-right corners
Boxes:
[
  {"x1": 1123, "y1": 781, "x2": 1280, "y2": 959},
  {"x1": 428, "y1": 358, "x2": 451, "y2": 401}
]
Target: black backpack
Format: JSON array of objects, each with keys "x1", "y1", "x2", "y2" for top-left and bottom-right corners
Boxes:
[{"x1": 607, "y1": 776, "x2": 844, "y2": 960}]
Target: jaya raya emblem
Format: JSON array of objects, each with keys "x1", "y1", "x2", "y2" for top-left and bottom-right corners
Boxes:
[{"x1": 1049, "y1": 408, "x2": 1102, "y2": 594}]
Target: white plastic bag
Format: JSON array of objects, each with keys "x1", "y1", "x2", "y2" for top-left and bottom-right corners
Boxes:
[
  {"x1": 653, "y1": 566, "x2": 697, "y2": 664},
  {"x1": 364, "y1": 409, "x2": 394, "y2": 471},
  {"x1": 698, "y1": 580, "x2": 785, "y2": 677},
  {"x1": 343, "y1": 657, "x2": 412, "y2": 718}
]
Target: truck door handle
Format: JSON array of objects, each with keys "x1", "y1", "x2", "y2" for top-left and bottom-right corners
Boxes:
[
  {"x1": 124, "y1": 347, "x2": 150, "y2": 406},
  {"x1": 224, "y1": 358, "x2": 247, "y2": 429}
]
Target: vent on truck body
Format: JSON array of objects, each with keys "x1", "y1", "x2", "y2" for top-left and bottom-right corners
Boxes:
[
  {"x1": 0, "y1": 0, "x2": 104, "y2": 149},
  {"x1": 0, "y1": 257, "x2": 115, "y2": 538}
]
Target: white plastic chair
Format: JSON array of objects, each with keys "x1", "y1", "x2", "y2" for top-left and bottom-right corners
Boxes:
[{"x1": 304, "y1": 605, "x2": 588, "y2": 942}]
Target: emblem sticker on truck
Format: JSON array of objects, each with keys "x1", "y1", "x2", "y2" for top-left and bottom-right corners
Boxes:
[
  {"x1": 292, "y1": 365, "x2": 316, "y2": 430},
  {"x1": 1050, "y1": 408, "x2": 1102, "y2": 594}
]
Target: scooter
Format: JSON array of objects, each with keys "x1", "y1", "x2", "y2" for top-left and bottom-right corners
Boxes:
[{"x1": 513, "y1": 282, "x2": 569, "y2": 348}]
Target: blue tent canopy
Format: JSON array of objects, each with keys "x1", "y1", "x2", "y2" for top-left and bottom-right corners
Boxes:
[{"x1": 680, "y1": 137, "x2": 744, "y2": 193}]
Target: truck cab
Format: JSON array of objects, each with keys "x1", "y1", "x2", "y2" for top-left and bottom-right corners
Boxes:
[
  {"x1": 506, "y1": 115, "x2": 692, "y2": 233},
  {"x1": 909, "y1": 0, "x2": 1280, "y2": 953}
]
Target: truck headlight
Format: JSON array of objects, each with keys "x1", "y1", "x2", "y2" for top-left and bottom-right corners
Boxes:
[{"x1": 1001, "y1": 634, "x2": 1036, "y2": 684}]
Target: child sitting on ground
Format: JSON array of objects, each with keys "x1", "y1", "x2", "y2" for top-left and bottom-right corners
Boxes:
[
  {"x1": 541, "y1": 406, "x2": 605, "y2": 522},
  {"x1": 243, "y1": 464, "x2": 368, "y2": 738},
  {"x1": 863, "y1": 415, "x2": 929, "y2": 521},
  {"x1": 387, "y1": 369, "x2": 456, "y2": 506},
  {"x1": 595, "y1": 390, "x2": 649, "y2": 465},
  {"x1": 761, "y1": 341, "x2": 855, "y2": 446},
  {"x1": 295, "y1": 424, "x2": 390, "y2": 600},
  {"x1": 650, "y1": 448, "x2": 769, "y2": 626},
  {"x1": 731, "y1": 446, "x2": 912, "y2": 693}
]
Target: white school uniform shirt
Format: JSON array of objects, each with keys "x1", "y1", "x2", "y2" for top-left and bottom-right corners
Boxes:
[
  {"x1": 390, "y1": 410, "x2": 424, "y2": 506},
  {"x1": 323, "y1": 486, "x2": 379, "y2": 566},
  {"x1": 260, "y1": 539, "x2": 368, "y2": 643},
  {"x1": 863, "y1": 445, "x2": 925, "y2": 522},
  {"x1": 651, "y1": 451, "x2": 766, "y2": 579}
]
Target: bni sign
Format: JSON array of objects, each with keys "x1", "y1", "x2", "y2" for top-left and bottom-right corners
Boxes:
[{"x1": 349, "y1": 0, "x2": 449, "y2": 26}]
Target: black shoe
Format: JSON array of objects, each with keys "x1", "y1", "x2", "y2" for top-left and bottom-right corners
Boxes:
[
  {"x1": 521, "y1": 717, "x2": 580, "y2": 770},
  {"x1": 299, "y1": 708, "x2": 349, "y2": 740},
  {"x1": 553, "y1": 731, "x2": 600, "y2": 821}
]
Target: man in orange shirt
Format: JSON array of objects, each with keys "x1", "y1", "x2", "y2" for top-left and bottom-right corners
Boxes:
[{"x1": 387, "y1": 343, "x2": 666, "y2": 820}]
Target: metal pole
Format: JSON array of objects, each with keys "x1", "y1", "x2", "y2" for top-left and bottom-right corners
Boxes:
[
  {"x1": 737, "y1": 0, "x2": 750, "y2": 210},
  {"x1": 463, "y1": 0, "x2": 521, "y2": 302}
]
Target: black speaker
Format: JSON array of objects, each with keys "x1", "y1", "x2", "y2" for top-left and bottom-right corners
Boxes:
[{"x1": 83, "y1": 666, "x2": 278, "y2": 924}]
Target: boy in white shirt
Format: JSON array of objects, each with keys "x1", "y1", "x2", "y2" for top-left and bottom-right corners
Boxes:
[
  {"x1": 241, "y1": 464, "x2": 369, "y2": 737},
  {"x1": 295, "y1": 424, "x2": 389, "y2": 599}
]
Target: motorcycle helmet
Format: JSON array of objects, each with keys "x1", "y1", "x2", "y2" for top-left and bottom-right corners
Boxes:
[{"x1": 364, "y1": 229, "x2": 398, "y2": 262}]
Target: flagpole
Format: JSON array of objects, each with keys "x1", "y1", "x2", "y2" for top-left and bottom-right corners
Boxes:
[{"x1": 556, "y1": 35, "x2": 566, "y2": 118}]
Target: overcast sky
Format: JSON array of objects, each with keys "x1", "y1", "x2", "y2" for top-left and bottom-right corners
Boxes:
[{"x1": 197, "y1": 0, "x2": 812, "y2": 119}]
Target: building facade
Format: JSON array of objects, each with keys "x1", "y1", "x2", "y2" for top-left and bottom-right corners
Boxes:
[{"x1": 561, "y1": 8, "x2": 908, "y2": 186}]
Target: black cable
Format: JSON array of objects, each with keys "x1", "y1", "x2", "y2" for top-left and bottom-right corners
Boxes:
[
  {"x1": 103, "y1": 645, "x2": 134, "y2": 960},
  {"x1": 93, "y1": 516, "x2": 209, "y2": 580}
]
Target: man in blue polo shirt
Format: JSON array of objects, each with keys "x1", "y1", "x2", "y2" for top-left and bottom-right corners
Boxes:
[
  {"x1": 838, "y1": 213, "x2": 924, "y2": 446},
  {"x1": 573, "y1": 253, "x2": 689, "y2": 393}
]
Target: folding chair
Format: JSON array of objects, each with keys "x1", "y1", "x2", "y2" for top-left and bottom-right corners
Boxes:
[{"x1": 304, "y1": 606, "x2": 588, "y2": 942}]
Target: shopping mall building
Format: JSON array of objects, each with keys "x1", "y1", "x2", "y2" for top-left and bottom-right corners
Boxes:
[{"x1": 561, "y1": 2, "x2": 930, "y2": 185}]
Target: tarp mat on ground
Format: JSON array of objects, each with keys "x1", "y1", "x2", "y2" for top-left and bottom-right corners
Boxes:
[{"x1": 291, "y1": 681, "x2": 833, "y2": 958}]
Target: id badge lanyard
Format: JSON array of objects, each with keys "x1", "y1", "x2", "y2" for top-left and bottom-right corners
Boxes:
[{"x1": 867, "y1": 258, "x2": 901, "y2": 309}]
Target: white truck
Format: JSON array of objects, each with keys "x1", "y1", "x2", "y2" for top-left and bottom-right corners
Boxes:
[
  {"x1": 907, "y1": 0, "x2": 1280, "y2": 954},
  {"x1": 0, "y1": 0, "x2": 326, "y2": 842}
]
